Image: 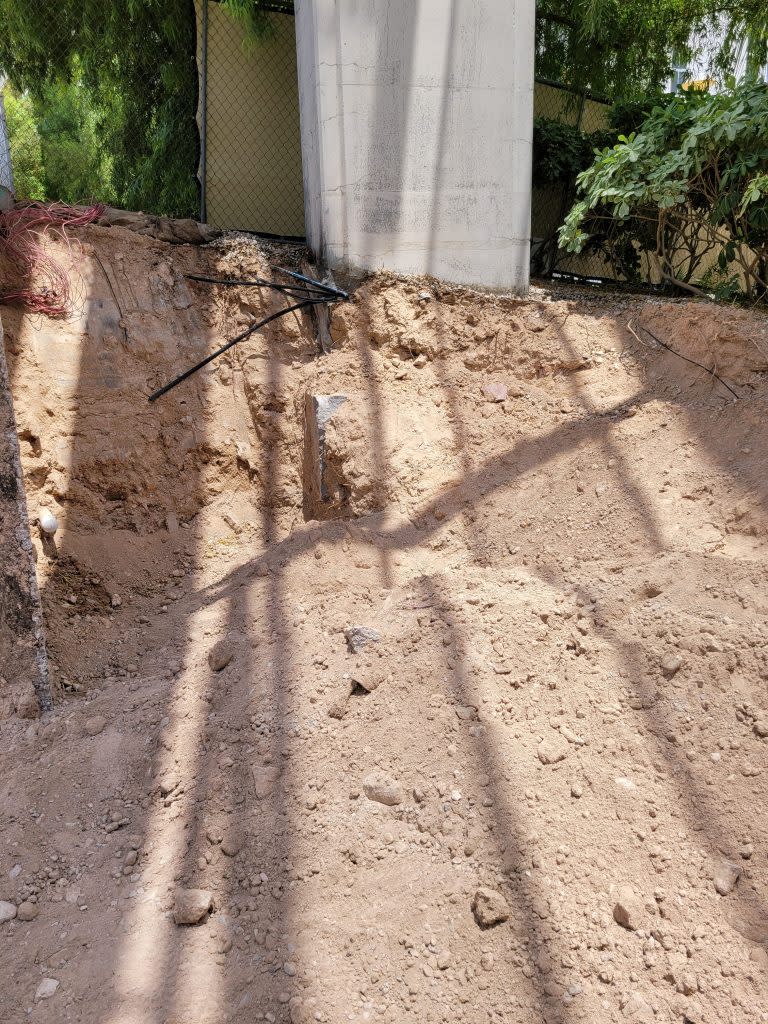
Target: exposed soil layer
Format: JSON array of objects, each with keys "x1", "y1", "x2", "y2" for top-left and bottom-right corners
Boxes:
[{"x1": 0, "y1": 225, "x2": 767, "y2": 1024}]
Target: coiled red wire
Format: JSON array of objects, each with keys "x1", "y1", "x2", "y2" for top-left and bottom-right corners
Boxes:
[{"x1": 0, "y1": 201, "x2": 104, "y2": 317}]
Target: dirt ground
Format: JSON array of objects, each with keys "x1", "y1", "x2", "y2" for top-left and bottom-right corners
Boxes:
[{"x1": 0, "y1": 223, "x2": 767, "y2": 1024}]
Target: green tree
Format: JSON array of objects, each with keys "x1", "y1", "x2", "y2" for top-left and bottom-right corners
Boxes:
[
  {"x1": 0, "y1": 0, "x2": 199, "y2": 217},
  {"x1": 34, "y1": 75, "x2": 117, "y2": 206},
  {"x1": 3, "y1": 89, "x2": 45, "y2": 200},
  {"x1": 536, "y1": 1, "x2": 768, "y2": 99}
]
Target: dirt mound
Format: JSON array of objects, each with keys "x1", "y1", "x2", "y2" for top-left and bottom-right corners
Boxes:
[
  {"x1": 0, "y1": 228, "x2": 767, "y2": 1024},
  {"x1": 638, "y1": 301, "x2": 768, "y2": 391}
]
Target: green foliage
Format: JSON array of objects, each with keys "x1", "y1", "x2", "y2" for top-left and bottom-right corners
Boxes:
[
  {"x1": 560, "y1": 81, "x2": 768, "y2": 300},
  {"x1": 536, "y1": 1, "x2": 768, "y2": 100},
  {"x1": 0, "y1": 0, "x2": 199, "y2": 218},
  {"x1": 533, "y1": 117, "x2": 614, "y2": 185},
  {"x1": 3, "y1": 89, "x2": 45, "y2": 200},
  {"x1": 220, "y1": 0, "x2": 293, "y2": 41},
  {"x1": 34, "y1": 75, "x2": 117, "y2": 205}
]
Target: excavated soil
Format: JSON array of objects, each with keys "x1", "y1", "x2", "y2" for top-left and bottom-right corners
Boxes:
[{"x1": 0, "y1": 224, "x2": 767, "y2": 1024}]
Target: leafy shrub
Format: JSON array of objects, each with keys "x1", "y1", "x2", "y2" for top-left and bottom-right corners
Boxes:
[
  {"x1": 533, "y1": 117, "x2": 615, "y2": 186},
  {"x1": 560, "y1": 82, "x2": 768, "y2": 300}
]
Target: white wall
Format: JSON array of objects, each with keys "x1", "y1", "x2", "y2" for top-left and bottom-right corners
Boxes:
[{"x1": 294, "y1": 0, "x2": 535, "y2": 292}]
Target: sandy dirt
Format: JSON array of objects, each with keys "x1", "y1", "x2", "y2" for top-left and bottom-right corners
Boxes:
[{"x1": 0, "y1": 224, "x2": 767, "y2": 1024}]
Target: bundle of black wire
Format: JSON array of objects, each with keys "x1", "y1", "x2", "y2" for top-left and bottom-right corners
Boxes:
[{"x1": 148, "y1": 267, "x2": 347, "y2": 403}]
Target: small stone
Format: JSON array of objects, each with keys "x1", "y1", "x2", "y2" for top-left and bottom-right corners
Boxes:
[
  {"x1": 173, "y1": 888, "x2": 213, "y2": 925},
  {"x1": 613, "y1": 886, "x2": 645, "y2": 930},
  {"x1": 362, "y1": 773, "x2": 404, "y2": 806},
  {"x1": 661, "y1": 654, "x2": 683, "y2": 677},
  {"x1": 622, "y1": 992, "x2": 654, "y2": 1021},
  {"x1": 472, "y1": 887, "x2": 509, "y2": 928},
  {"x1": 483, "y1": 382, "x2": 508, "y2": 403},
  {"x1": 35, "y1": 978, "x2": 59, "y2": 1001},
  {"x1": 84, "y1": 715, "x2": 106, "y2": 737},
  {"x1": 252, "y1": 765, "x2": 281, "y2": 799},
  {"x1": 571, "y1": 782, "x2": 583, "y2": 799},
  {"x1": 677, "y1": 971, "x2": 697, "y2": 995},
  {"x1": 328, "y1": 701, "x2": 346, "y2": 720},
  {"x1": 208, "y1": 641, "x2": 234, "y2": 672},
  {"x1": 221, "y1": 836, "x2": 242, "y2": 858},
  {"x1": 537, "y1": 738, "x2": 569, "y2": 765},
  {"x1": 17, "y1": 901, "x2": 38, "y2": 921},
  {"x1": 110, "y1": 593, "x2": 122, "y2": 608},
  {"x1": 158, "y1": 775, "x2": 179, "y2": 797},
  {"x1": 753, "y1": 720, "x2": 768, "y2": 738},
  {"x1": 0, "y1": 901, "x2": 17, "y2": 923},
  {"x1": 38, "y1": 509, "x2": 59, "y2": 535},
  {"x1": 344, "y1": 626, "x2": 381, "y2": 654},
  {"x1": 714, "y1": 859, "x2": 741, "y2": 896}
]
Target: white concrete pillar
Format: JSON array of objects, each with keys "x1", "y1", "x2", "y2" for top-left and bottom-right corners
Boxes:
[{"x1": 294, "y1": 0, "x2": 535, "y2": 291}]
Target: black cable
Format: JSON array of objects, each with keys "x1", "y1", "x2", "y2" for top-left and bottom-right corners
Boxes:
[
  {"x1": 147, "y1": 296, "x2": 330, "y2": 403},
  {"x1": 271, "y1": 265, "x2": 349, "y2": 300},
  {"x1": 185, "y1": 272, "x2": 329, "y2": 300},
  {"x1": 639, "y1": 324, "x2": 739, "y2": 399}
]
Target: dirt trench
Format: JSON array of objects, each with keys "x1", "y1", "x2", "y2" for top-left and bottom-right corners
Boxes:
[{"x1": 0, "y1": 224, "x2": 767, "y2": 1024}]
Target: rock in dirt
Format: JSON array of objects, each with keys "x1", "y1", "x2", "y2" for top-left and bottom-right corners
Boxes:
[
  {"x1": 613, "y1": 886, "x2": 646, "y2": 930},
  {"x1": 35, "y1": 978, "x2": 59, "y2": 1001},
  {"x1": 13, "y1": 684, "x2": 39, "y2": 720},
  {"x1": 714, "y1": 858, "x2": 741, "y2": 896},
  {"x1": 221, "y1": 835, "x2": 242, "y2": 858},
  {"x1": 83, "y1": 715, "x2": 106, "y2": 737},
  {"x1": 362, "y1": 772, "x2": 404, "y2": 806},
  {"x1": 208, "y1": 641, "x2": 234, "y2": 672},
  {"x1": 17, "y1": 900, "x2": 38, "y2": 921},
  {"x1": 537, "y1": 737, "x2": 569, "y2": 765},
  {"x1": 471, "y1": 887, "x2": 510, "y2": 928},
  {"x1": 661, "y1": 653, "x2": 683, "y2": 677},
  {"x1": 483, "y1": 382, "x2": 508, "y2": 403},
  {"x1": 344, "y1": 625, "x2": 381, "y2": 654},
  {"x1": 622, "y1": 992, "x2": 655, "y2": 1022},
  {"x1": 0, "y1": 900, "x2": 17, "y2": 923},
  {"x1": 173, "y1": 888, "x2": 213, "y2": 925},
  {"x1": 252, "y1": 765, "x2": 281, "y2": 799}
]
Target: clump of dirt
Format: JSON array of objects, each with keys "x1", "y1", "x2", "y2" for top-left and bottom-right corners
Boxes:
[{"x1": 0, "y1": 225, "x2": 767, "y2": 1024}]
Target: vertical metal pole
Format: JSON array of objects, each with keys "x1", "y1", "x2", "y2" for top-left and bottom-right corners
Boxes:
[
  {"x1": 0, "y1": 78, "x2": 14, "y2": 194},
  {"x1": 200, "y1": 0, "x2": 208, "y2": 223}
]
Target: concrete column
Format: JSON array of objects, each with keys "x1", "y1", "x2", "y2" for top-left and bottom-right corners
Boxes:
[{"x1": 294, "y1": 0, "x2": 535, "y2": 291}]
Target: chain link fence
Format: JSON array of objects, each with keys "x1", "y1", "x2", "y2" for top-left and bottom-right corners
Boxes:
[
  {"x1": 0, "y1": 1, "x2": 305, "y2": 238},
  {"x1": 531, "y1": 77, "x2": 618, "y2": 283},
  {"x1": 197, "y1": 1, "x2": 304, "y2": 237}
]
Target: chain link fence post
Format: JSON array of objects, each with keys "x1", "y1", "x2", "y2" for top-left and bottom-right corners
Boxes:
[{"x1": 0, "y1": 77, "x2": 13, "y2": 196}]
